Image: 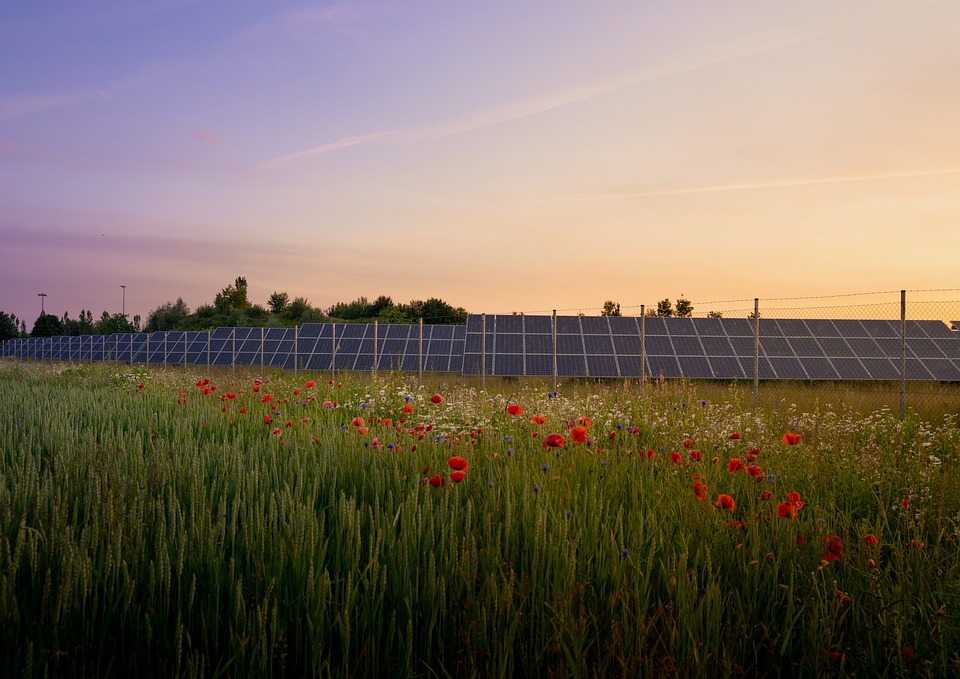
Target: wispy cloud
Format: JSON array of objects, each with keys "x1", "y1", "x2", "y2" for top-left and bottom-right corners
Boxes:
[
  {"x1": 258, "y1": 2, "x2": 935, "y2": 170},
  {"x1": 531, "y1": 167, "x2": 960, "y2": 204},
  {"x1": 0, "y1": 89, "x2": 113, "y2": 123}
]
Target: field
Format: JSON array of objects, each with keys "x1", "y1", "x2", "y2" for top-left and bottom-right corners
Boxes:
[{"x1": 1, "y1": 360, "x2": 959, "y2": 677}]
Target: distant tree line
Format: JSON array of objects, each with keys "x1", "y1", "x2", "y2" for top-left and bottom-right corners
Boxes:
[{"x1": 0, "y1": 276, "x2": 470, "y2": 340}]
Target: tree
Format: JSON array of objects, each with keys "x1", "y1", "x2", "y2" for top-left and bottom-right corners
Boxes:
[
  {"x1": 146, "y1": 298, "x2": 191, "y2": 332},
  {"x1": 32, "y1": 313, "x2": 64, "y2": 337},
  {"x1": 268, "y1": 292, "x2": 290, "y2": 314},
  {"x1": 656, "y1": 299, "x2": 674, "y2": 317},
  {"x1": 95, "y1": 312, "x2": 135, "y2": 335},
  {"x1": 418, "y1": 298, "x2": 468, "y2": 325},
  {"x1": 601, "y1": 301, "x2": 621, "y2": 317},
  {"x1": 707, "y1": 311, "x2": 723, "y2": 319},
  {"x1": 675, "y1": 296, "x2": 694, "y2": 318},
  {"x1": 0, "y1": 311, "x2": 19, "y2": 342},
  {"x1": 214, "y1": 277, "x2": 250, "y2": 312}
]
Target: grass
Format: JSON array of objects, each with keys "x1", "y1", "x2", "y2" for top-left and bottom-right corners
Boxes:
[{"x1": 1, "y1": 359, "x2": 959, "y2": 677}]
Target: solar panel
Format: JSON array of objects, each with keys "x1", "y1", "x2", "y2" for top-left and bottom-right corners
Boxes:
[
  {"x1": 586, "y1": 354, "x2": 619, "y2": 377},
  {"x1": 672, "y1": 336, "x2": 704, "y2": 356},
  {"x1": 526, "y1": 354, "x2": 554, "y2": 376},
  {"x1": 787, "y1": 337, "x2": 825, "y2": 357},
  {"x1": 677, "y1": 356, "x2": 712, "y2": 378},
  {"x1": 583, "y1": 334, "x2": 614, "y2": 354},
  {"x1": 776, "y1": 319, "x2": 813, "y2": 337},
  {"x1": 648, "y1": 355, "x2": 681, "y2": 378}
]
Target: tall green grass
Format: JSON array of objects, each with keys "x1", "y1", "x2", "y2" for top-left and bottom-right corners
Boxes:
[{"x1": 1, "y1": 360, "x2": 958, "y2": 677}]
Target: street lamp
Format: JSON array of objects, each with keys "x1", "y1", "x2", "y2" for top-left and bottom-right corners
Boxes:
[
  {"x1": 121, "y1": 285, "x2": 126, "y2": 317},
  {"x1": 38, "y1": 292, "x2": 47, "y2": 314}
]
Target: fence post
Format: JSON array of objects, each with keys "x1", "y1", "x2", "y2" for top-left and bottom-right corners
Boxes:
[
  {"x1": 481, "y1": 313, "x2": 487, "y2": 389},
  {"x1": 130, "y1": 334, "x2": 133, "y2": 368},
  {"x1": 419, "y1": 318, "x2": 424, "y2": 386},
  {"x1": 552, "y1": 310, "x2": 557, "y2": 394},
  {"x1": 294, "y1": 325, "x2": 299, "y2": 377},
  {"x1": 374, "y1": 320, "x2": 379, "y2": 377},
  {"x1": 207, "y1": 330, "x2": 211, "y2": 372},
  {"x1": 900, "y1": 290, "x2": 906, "y2": 421},
  {"x1": 640, "y1": 305, "x2": 646, "y2": 393},
  {"x1": 261, "y1": 327, "x2": 265, "y2": 373},
  {"x1": 753, "y1": 298, "x2": 760, "y2": 410},
  {"x1": 164, "y1": 332, "x2": 168, "y2": 369},
  {"x1": 332, "y1": 323, "x2": 337, "y2": 383},
  {"x1": 232, "y1": 328, "x2": 236, "y2": 374}
]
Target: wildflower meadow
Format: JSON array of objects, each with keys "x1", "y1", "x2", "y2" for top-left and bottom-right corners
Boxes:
[{"x1": 1, "y1": 360, "x2": 958, "y2": 677}]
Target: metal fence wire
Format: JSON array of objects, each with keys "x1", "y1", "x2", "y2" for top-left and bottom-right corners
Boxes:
[{"x1": 3, "y1": 290, "x2": 960, "y2": 418}]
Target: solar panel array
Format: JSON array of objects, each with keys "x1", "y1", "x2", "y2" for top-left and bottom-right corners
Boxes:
[
  {"x1": 461, "y1": 315, "x2": 960, "y2": 381},
  {"x1": 4, "y1": 316, "x2": 959, "y2": 381}
]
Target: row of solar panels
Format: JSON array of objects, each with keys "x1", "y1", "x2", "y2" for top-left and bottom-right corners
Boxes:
[
  {"x1": 3, "y1": 317, "x2": 959, "y2": 381},
  {"x1": 460, "y1": 316, "x2": 960, "y2": 380},
  {"x1": 2, "y1": 324, "x2": 466, "y2": 373}
]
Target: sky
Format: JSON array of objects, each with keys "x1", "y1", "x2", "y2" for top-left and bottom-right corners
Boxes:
[{"x1": 2, "y1": 0, "x2": 960, "y2": 326}]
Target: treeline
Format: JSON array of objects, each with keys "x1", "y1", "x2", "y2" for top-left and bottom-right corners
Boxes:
[
  {"x1": 0, "y1": 277, "x2": 470, "y2": 341},
  {"x1": 144, "y1": 278, "x2": 468, "y2": 332}
]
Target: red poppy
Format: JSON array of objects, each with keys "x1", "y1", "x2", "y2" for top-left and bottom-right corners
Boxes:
[
  {"x1": 689, "y1": 449, "x2": 702, "y2": 461},
  {"x1": 645, "y1": 449, "x2": 657, "y2": 459},
  {"x1": 745, "y1": 465, "x2": 763, "y2": 480},
  {"x1": 240, "y1": 407, "x2": 247, "y2": 414},
  {"x1": 543, "y1": 434, "x2": 566, "y2": 448},
  {"x1": 351, "y1": 416, "x2": 364, "y2": 427},
  {"x1": 305, "y1": 380, "x2": 316, "y2": 389},
  {"x1": 429, "y1": 394, "x2": 443, "y2": 404},
  {"x1": 729, "y1": 433, "x2": 741, "y2": 440},
  {"x1": 263, "y1": 415, "x2": 272, "y2": 424},
  {"x1": 782, "y1": 433, "x2": 802, "y2": 446},
  {"x1": 669, "y1": 452, "x2": 683, "y2": 466},
  {"x1": 901, "y1": 498, "x2": 909, "y2": 508},
  {"x1": 694, "y1": 481, "x2": 708, "y2": 502},
  {"x1": 507, "y1": 404, "x2": 524, "y2": 416},
  {"x1": 868, "y1": 558, "x2": 877, "y2": 569},
  {"x1": 728, "y1": 458, "x2": 745, "y2": 474},
  {"x1": 760, "y1": 490, "x2": 772, "y2": 501},
  {"x1": 448, "y1": 456, "x2": 469, "y2": 471},
  {"x1": 262, "y1": 394, "x2": 273, "y2": 403},
  {"x1": 293, "y1": 389, "x2": 300, "y2": 396},
  {"x1": 778, "y1": 491, "x2": 804, "y2": 519},
  {"x1": 715, "y1": 494, "x2": 736, "y2": 511},
  {"x1": 450, "y1": 470, "x2": 466, "y2": 483},
  {"x1": 821, "y1": 535, "x2": 844, "y2": 561},
  {"x1": 578, "y1": 416, "x2": 592, "y2": 427},
  {"x1": 429, "y1": 474, "x2": 444, "y2": 487},
  {"x1": 531, "y1": 415, "x2": 546, "y2": 425},
  {"x1": 861, "y1": 533, "x2": 878, "y2": 547},
  {"x1": 402, "y1": 403, "x2": 414, "y2": 414},
  {"x1": 682, "y1": 438, "x2": 694, "y2": 449},
  {"x1": 570, "y1": 426, "x2": 589, "y2": 444}
]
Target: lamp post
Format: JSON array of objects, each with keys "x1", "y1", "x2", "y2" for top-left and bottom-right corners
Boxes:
[
  {"x1": 38, "y1": 292, "x2": 47, "y2": 314},
  {"x1": 121, "y1": 285, "x2": 126, "y2": 317}
]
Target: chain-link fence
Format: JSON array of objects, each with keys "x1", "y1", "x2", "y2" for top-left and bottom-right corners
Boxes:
[{"x1": 3, "y1": 290, "x2": 959, "y2": 418}]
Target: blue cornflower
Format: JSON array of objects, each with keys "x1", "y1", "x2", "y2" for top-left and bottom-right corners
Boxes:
[
  {"x1": 767, "y1": 473, "x2": 777, "y2": 485},
  {"x1": 533, "y1": 485, "x2": 540, "y2": 493},
  {"x1": 621, "y1": 548, "x2": 629, "y2": 558},
  {"x1": 541, "y1": 464, "x2": 549, "y2": 472},
  {"x1": 504, "y1": 435, "x2": 513, "y2": 442},
  {"x1": 387, "y1": 443, "x2": 395, "y2": 449},
  {"x1": 507, "y1": 448, "x2": 514, "y2": 456}
]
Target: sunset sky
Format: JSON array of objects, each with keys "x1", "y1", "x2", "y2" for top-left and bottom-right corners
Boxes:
[{"x1": 2, "y1": 0, "x2": 959, "y2": 326}]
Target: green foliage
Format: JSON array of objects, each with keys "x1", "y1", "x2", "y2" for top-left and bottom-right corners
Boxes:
[
  {"x1": 0, "y1": 311, "x2": 20, "y2": 342},
  {"x1": 30, "y1": 312, "x2": 64, "y2": 337},
  {"x1": 601, "y1": 300, "x2": 621, "y2": 316},
  {"x1": 1, "y1": 364, "x2": 958, "y2": 677},
  {"x1": 145, "y1": 298, "x2": 191, "y2": 332},
  {"x1": 675, "y1": 295, "x2": 694, "y2": 318},
  {"x1": 656, "y1": 298, "x2": 674, "y2": 317},
  {"x1": 267, "y1": 291, "x2": 290, "y2": 314},
  {"x1": 707, "y1": 311, "x2": 723, "y2": 318},
  {"x1": 94, "y1": 311, "x2": 136, "y2": 334}
]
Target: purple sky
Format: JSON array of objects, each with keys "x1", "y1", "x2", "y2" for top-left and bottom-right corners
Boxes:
[{"x1": 3, "y1": 0, "x2": 960, "y2": 326}]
